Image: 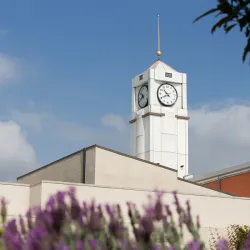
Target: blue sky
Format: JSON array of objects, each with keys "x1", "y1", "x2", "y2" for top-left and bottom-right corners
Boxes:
[{"x1": 0, "y1": 0, "x2": 250, "y2": 181}]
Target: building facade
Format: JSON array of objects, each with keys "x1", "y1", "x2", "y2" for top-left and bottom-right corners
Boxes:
[{"x1": 192, "y1": 161, "x2": 250, "y2": 197}]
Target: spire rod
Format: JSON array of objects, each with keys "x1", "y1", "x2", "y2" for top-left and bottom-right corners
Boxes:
[{"x1": 156, "y1": 14, "x2": 162, "y2": 60}]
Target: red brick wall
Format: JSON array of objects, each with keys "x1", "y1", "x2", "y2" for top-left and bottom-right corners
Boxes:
[
  {"x1": 204, "y1": 180, "x2": 219, "y2": 190},
  {"x1": 203, "y1": 172, "x2": 250, "y2": 197}
]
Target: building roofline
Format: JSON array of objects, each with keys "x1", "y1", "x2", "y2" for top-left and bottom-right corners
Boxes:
[
  {"x1": 177, "y1": 177, "x2": 234, "y2": 197},
  {"x1": 91, "y1": 144, "x2": 177, "y2": 173},
  {"x1": 16, "y1": 144, "x2": 235, "y2": 197},
  {"x1": 17, "y1": 149, "x2": 84, "y2": 180},
  {"x1": 191, "y1": 161, "x2": 250, "y2": 183},
  {"x1": 17, "y1": 144, "x2": 177, "y2": 181}
]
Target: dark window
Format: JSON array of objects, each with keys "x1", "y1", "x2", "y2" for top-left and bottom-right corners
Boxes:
[
  {"x1": 139, "y1": 74, "x2": 143, "y2": 80},
  {"x1": 165, "y1": 72, "x2": 172, "y2": 78}
]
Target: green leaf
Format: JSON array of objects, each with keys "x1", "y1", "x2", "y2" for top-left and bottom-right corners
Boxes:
[
  {"x1": 242, "y1": 38, "x2": 250, "y2": 62},
  {"x1": 193, "y1": 8, "x2": 219, "y2": 23},
  {"x1": 238, "y1": 17, "x2": 248, "y2": 31},
  {"x1": 211, "y1": 16, "x2": 230, "y2": 33},
  {"x1": 218, "y1": 1, "x2": 233, "y2": 14},
  {"x1": 225, "y1": 23, "x2": 237, "y2": 33}
]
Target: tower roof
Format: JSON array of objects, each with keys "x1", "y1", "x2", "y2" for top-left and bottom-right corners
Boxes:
[{"x1": 147, "y1": 60, "x2": 177, "y2": 72}]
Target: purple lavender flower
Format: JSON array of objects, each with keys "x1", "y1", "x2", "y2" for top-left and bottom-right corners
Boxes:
[
  {"x1": 19, "y1": 215, "x2": 26, "y2": 235},
  {"x1": 0, "y1": 187, "x2": 206, "y2": 250},
  {"x1": 109, "y1": 217, "x2": 124, "y2": 237},
  {"x1": 89, "y1": 239, "x2": 98, "y2": 250},
  {"x1": 186, "y1": 240, "x2": 200, "y2": 250},
  {"x1": 165, "y1": 205, "x2": 172, "y2": 216},
  {"x1": 68, "y1": 186, "x2": 76, "y2": 199},
  {"x1": 51, "y1": 208, "x2": 65, "y2": 233},
  {"x1": 126, "y1": 201, "x2": 133, "y2": 210},
  {"x1": 88, "y1": 212, "x2": 102, "y2": 231},
  {"x1": 154, "y1": 199, "x2": 163, "y2": 220},
  {"x1": 76, "y1": 240, "x2": 84, "y2": 250},
  {"x1": 116, "y1": 204, "x2": 121, "y2": 217},
  {"x1": 178, "y1": 217, "x2": 183, "y2": 227},
  {"x1": 97, "y1": 204, "x2": 103, "y2": 217},
  {"x1": 56, "y1": 191, "x2": 66, "y2": 207},
  {"x1": 58, "y1": 244, "x2": 70, "y2": 250},
  {"x1": 3, "y1": 231, "x2": 23, "y2": 250},
  {"x1": 89, "y1": 200, "x2": 96, "y2": 213},
  {"x1": 244, "y1": 231, "x2": 250, "y2": 249},
  {"x1": 46, "y1": 196, "x2": 55, "y2": 210},
  {"x1": 26, "y1": 227, "x2": 46, "y2": 250},
  {"x1": 144, "y1": 205, "x2": 154, "y2": 218},
  {"x1": 26, "y1": 208, "x2": 33, "y2": 230},
  {"x1": 5, "y1": 219, "x2": 18, "y2": 234},
  {"x1": 70, "y1": 197, "x2": 82, "y2": 220},
  {"x1": 105, "y1": 204, "x2": 114, "y2": 217},
  {"x1": 140, "y1": 216, "x2": 154, "y2": 234},
  {"x1": 215, "y1": 238, "x2": 229, "y2": 250},
  {"x1": 152, "y1": 244, "x2": 162, "y2": 250}
]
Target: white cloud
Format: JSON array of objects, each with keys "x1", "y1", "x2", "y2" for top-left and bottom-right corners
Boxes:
[
  {"x1": 0, "y1": 121, "x2": 39, "y2": 181},
  {"x1": 7, "y1": 101, "x2": 250, "y2": 180},
  {"x1": 10, "y1": 110, "x2": 130, "y2": 154},
  {"x1": 189, "y1": 102, "x2": 250, "y2": 177},
  {"x1": 0, "y1": 53, "x2": 20, "y2": 85},
  {"x1": 101, "y1": 113, "x2": 127, "y2": 132}
]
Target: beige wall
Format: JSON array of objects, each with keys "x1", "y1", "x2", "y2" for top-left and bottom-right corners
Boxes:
[
  {"x1": 16, "y1": 145, "x2": 230, "y2": 198},
  {"x1": 30, "y1": 182, "x2": 42, "y2": 207},
  {"x1": 85, "y1": 147, "x2": 96, "y2": 184},
  {"x1": 17, "y1": 151, "x2": 83, "y2": 185},
  {"x1": 0, "y1": 180, "x2": 249, "y2": 247},
  {"x1": 0, "y1": 182, "x2": 30, "y2": 221},
  {"x1": 94, "y1": 147, "x2": 230, "y2": 197},
  {"x1": 39, "y1": 180, "x2": 250, "y2": 247}
]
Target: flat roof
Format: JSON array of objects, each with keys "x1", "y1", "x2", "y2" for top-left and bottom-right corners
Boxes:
[
  {"x1": 191, "y1": 161, "x2": 250, "y2": 182},
  {"x1": 17, "y1": 144, "x2": 177, "y2": 180}
]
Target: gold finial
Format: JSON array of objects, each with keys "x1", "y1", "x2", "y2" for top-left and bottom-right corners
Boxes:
[{"x1": 156, "y1": 14, "x2": 161, "y2": 60}]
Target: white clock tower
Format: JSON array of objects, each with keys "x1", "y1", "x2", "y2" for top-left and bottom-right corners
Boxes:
[{"x1": 129, "y1": 15, "x2": 190, "y2": 178}]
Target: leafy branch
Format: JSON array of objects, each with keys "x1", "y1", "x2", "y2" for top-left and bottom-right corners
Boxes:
[{"x1": 194, "y1": 0, "x2": 250, "y2": 65}]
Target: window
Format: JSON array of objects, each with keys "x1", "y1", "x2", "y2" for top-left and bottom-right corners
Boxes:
[{"x1": 165, "y1": 72, "x2": 172, "y2": 78}]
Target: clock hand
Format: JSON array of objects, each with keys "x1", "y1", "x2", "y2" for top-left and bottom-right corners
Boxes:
[
  {"x1": 164, "y1": 90, "x2": 170, "y2": 97},
  {"x1": 161, "y1": 94, "x2": 169, "y2": 98},
  {"x1": 139, "y1": 94, "x2": 144, "y2": 101}
]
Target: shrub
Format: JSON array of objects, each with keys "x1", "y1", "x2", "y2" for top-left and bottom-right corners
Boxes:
[
  {"x1": 227, "y1": 224, "x2": 250, "y2": 250},
  {"x1": 0, "y1": 187, "x2": 242, "y2": 250}
]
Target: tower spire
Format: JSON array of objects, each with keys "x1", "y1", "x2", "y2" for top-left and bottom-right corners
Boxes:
[{"x1": 156, "y1": 14, "x2": 162, "y2": 60}]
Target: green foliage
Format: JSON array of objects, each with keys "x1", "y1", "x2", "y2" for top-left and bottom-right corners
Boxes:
[
  {"x1": 209, "y1": 227, "x2": 222, "y2": 250},
  {"x1": 193, "y1": 0, "x2": 250, "y2": 65},
  {"x1": 227, "y1": 224, "x2": 250, "y2": 249}
]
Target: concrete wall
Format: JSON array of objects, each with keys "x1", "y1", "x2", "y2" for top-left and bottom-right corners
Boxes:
[
  {"x1": 17, "y1": 151, "x2": 84, "y2": 185},
  {"x1": 39, "y1": 180, "x2": 250, "y2": 247},
  {"x1": 0, "y1": 182, "x2": 30, "y2": 222},
  {"x1": 94, "y1": 147, "x2": 231, "y2": 197},
  {"x1": 0, "y1": 180, "x2": 250, "y2": 247},
  {"x1": 16, "y1": 145, "x2": 231, "y2": 199}
]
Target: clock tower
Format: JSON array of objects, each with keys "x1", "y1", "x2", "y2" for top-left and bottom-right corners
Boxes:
[{"x1": 129, "y1": 15, "x2": 190, "y2": 178}]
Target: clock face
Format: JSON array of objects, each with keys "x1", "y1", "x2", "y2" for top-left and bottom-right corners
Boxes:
[
  {"x1": 138, "y1": 85, "x2": 148, "y2": 108},
  {"x1": 157, "y1": 83, "x2": 178, "y2": 106}
]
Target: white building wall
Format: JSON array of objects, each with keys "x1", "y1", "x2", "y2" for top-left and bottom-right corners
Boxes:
[{"x1": 131, "y1": 61, "x2": 189, "y2": 177}]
